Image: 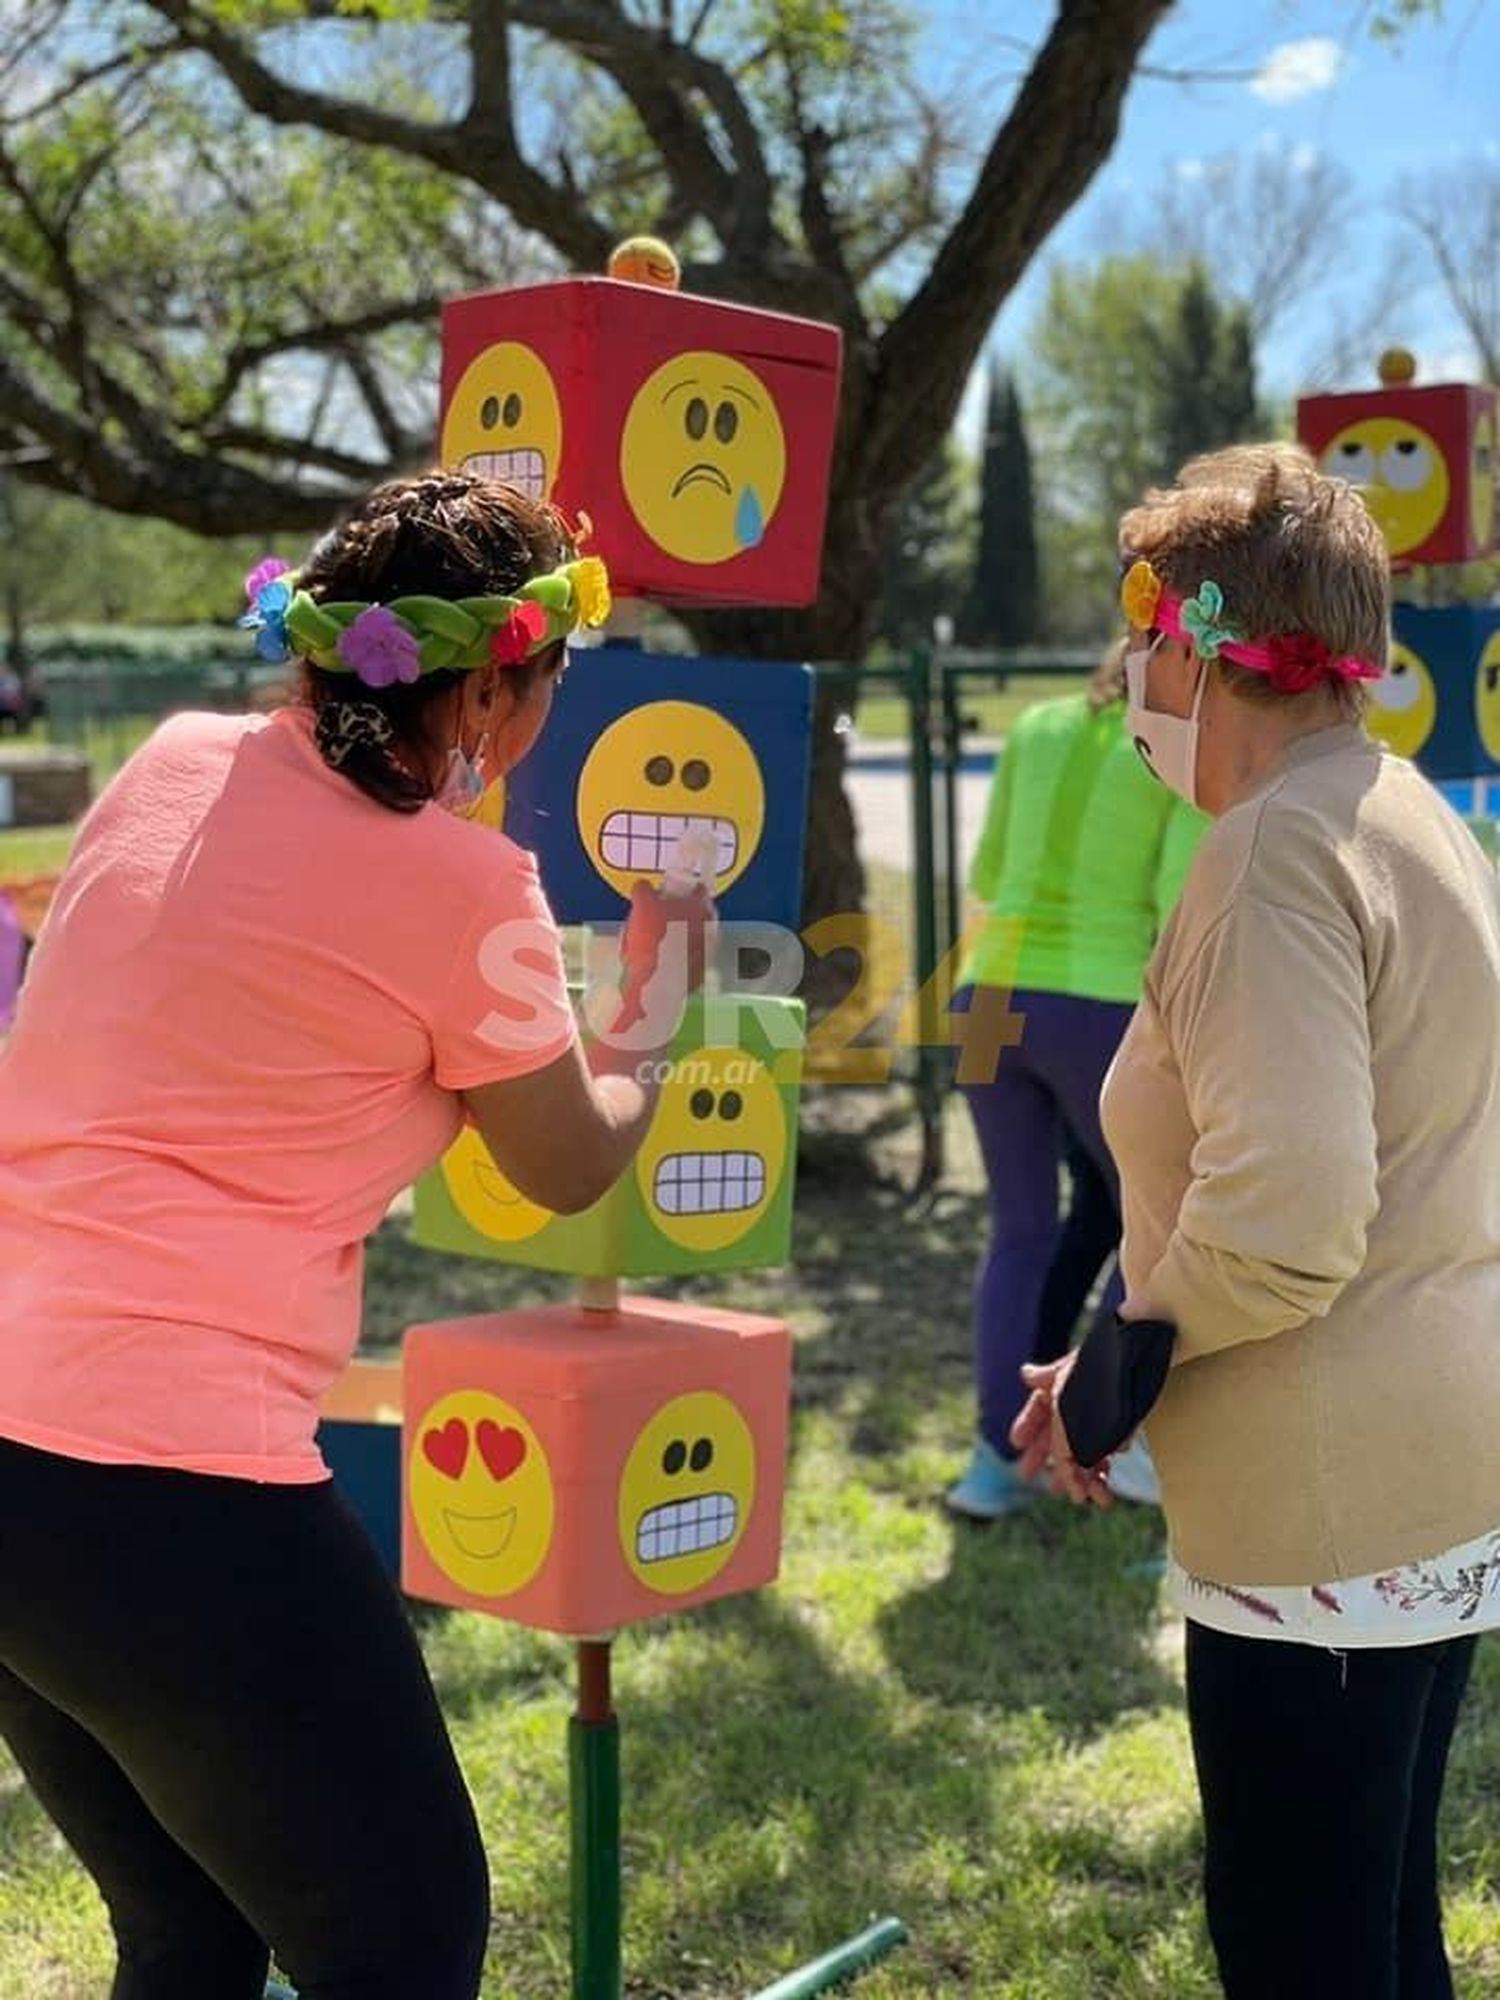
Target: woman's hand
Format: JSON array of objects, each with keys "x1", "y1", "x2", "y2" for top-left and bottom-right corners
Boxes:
[{"x1": 1010, "y1": 1352, "x2": 1114, "y2": 1508}]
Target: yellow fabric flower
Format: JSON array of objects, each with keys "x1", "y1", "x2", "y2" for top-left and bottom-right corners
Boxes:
[
  {"x1": 570, "y1": 556, "x2": 612, "y2": 629},
  {"x1": 1120, "y1": 559, "x2": 1162, "y2": 631}
]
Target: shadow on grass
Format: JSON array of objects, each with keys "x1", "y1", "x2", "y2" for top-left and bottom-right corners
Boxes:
[
  {"x1": 877, "y1": 1500, "x2": 1178, "y2": 1737},
  {"x1": 424, "y1": 1584, "x2": 999, "y2": 1984}
]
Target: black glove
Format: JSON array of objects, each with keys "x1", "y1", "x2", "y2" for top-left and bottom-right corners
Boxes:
[{"x1": 1058, "y1": 1312, "x2": 1176, "y2": 1469}]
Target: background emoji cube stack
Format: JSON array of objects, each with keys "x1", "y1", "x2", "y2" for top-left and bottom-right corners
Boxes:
[{"x1": 1299, "y1": 353, "x2": 1500, "y2": 787}]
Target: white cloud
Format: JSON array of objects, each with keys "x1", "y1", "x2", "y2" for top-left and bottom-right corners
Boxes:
[
  {"x1": 1251, "y1": 37, "x2": 1346, "y2": 104},
  {"x1": 1174, "y1": 156, "x2": 1206, "y2": 182},
  {"x1": 1289, "y1": 141, "x2": 1321, "y2": 175}
]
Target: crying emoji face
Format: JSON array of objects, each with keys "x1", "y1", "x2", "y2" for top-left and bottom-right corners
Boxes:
[{"x1": 619, "y1": 351, "x2": 786, "y2": 565}]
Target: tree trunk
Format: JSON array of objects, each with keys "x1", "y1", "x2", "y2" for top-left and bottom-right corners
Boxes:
[{"x1": 677, "y1": 351, "x2": 899, "y2": 1002}]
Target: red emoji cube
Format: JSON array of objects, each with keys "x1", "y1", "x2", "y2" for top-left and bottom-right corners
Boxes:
[{"x1": 439, "y1": 278, "x2": 842, "y2": 607}]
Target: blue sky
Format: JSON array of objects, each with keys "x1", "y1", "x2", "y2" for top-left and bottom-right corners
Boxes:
[{"x1": 915, "y1": 1, "x2": 1500, "y2": 442}]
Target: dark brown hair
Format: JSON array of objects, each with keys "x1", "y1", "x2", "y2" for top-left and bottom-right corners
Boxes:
[{"x1": 294, "y1": 469, "x2": 573, "y2": 811}]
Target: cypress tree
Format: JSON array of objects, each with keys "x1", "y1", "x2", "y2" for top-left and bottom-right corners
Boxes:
[{"x1": 963, "y1": 366, "x2": 1039, "y2": 649}]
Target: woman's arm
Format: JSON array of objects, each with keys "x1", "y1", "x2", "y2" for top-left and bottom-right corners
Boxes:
[
  {"x1": 1142, "y1": 891, "x2": 1379, "y2": 1361},
  {"x1": 461, "y1": 1040, "x2": 660, "y2": 1215},
  {"x1": 459, "y1": 880, "x2": 713, "y2": 1215}
]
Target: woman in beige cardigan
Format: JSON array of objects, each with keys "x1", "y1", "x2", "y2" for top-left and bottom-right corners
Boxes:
[{"x1": 1014, "y1": 442, "x2": 1500, "y2": 2000}]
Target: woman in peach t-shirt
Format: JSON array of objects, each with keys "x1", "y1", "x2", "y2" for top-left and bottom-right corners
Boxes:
[{"x1": 0, "y1": 472, "x2": 707, "y2": 2000}]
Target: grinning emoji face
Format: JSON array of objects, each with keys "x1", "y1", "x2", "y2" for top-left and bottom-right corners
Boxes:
[
  {"x1": 618, "y1": 1390, "x2": 754, "y2": 1594},
  {"x1": 1320, "y1": 418, "x2": 1450, "y2": 557},
  {"x1": 438, "y1": 1125, "x2": 553, "y2": 1245},
  {"x1": 575, "y1": 701, "x2": 765, "y2": 898},
  {"x1": 1366, "y1": 642, "x2": 1437, "y2": 760},
  {"x1": 619, "y1": 351, "x2": 786, "y2": 564},
  {"x1": 1474, "y1": 411, "x2": 1496, "y2": 551},
  {"x1": 441, "y1": 342, "x2": 562, "y2": 500},
  {"x1": 636, "y1": 1050, "x2": 786, "y2": 1253},
  {"x1": 409, "y1": 1390, "x2": 554, "y2": 1598},
  {"x1": 1476, "y1": 631, "x2": 1500, "y2": 762}
]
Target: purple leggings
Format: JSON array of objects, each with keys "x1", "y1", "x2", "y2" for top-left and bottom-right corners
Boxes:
[{"x1": 957, "y1": 986, "x2": 1135, "y2": 1457}]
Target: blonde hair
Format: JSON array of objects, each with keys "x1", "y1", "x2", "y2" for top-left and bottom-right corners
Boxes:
[
  {"x1": 1087, "y1": 635, "x2": 1128, "y2": 713},
  {"x1": 1119, "y1": 442, "x2": 1389, "y2": 717}
]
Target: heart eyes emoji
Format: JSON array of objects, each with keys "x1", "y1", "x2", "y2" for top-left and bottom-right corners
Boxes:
[{"x1": 420, "y1": 1417, "x2": 528, "y2": 1483}]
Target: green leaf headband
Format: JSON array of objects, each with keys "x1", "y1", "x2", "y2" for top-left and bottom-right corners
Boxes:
[{"x1": 243, "y1": 555, "x2": 612, "y2": 688}]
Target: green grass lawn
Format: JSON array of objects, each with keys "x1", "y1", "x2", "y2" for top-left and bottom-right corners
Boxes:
[
  {"x1": 854, "y1": 676, "x2": 1088, "y2": 744},
  {"x1": 2, "y1": 1097, "x2": 1497, "y2": 1998},
  {"x1": 0, "y1": 825, "x2": 74, "y2": 878}
]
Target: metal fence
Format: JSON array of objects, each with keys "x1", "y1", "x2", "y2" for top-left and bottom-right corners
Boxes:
[{"x1": 816, "y1": 651, "x2": 1092, "y2": 1186}]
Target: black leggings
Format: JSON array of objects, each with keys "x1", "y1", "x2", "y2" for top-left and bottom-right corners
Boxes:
[
  {"x1": 0, "y1": 1435, "x2": 489, "y2": 2000},
  {"x1": 1186, "y1": 1619, "x2": 1478, "y2": 2000}
]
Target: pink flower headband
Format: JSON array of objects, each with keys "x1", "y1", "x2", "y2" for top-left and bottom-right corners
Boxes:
[{"x1": 1120, "y1": 560, "x2": 1382, "y2": 695}]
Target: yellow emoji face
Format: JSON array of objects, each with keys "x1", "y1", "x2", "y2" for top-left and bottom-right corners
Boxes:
[
  {"x1": 439, "y1": 1126, "x2": 553, "y2": 1244},
  {"x1": 636, "y1": 1049, "x2": 786, "y2": 1253},
  {"x1": 1476, "y1": 631, "x2": 1500, "y2": 762},
  {"x1": 575, "y1": 701, "x2": 765, "y2": 898},
  {"x1": 462, "y1": 775, "x2": 507, "y2": 831},
  {"x1": 1367, "y1": 642, "x2": 1437, "y2": 759},
  {"x1": 441, "y1": 342, "x2": 562, "y2": 500},
  {"x1": 1320, "y1": 417, "x2": 1450, "y2": 557},
  {"x1": 618, "y1": 1390, "x2": 754, "y2": 1594},
  {"x1": 619, "y1": 352, "x2": 786, "y2": 564},
  {"x1": 409, "y1": 1389, "x2": 554, "y2": 1598},
  {"x1": 1473, "y1": 410, "x2": 1496, "y2": 551}
]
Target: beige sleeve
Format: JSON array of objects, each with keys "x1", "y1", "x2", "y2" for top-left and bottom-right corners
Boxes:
[{"x1": 1144, "y1": 891, "x2": 1379, "y2": 1362}]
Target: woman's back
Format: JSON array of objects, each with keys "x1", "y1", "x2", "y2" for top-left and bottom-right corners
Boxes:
[
  {"x1": 964, "y1": 692, "x2": 1203, "y2": 1002},
  {"x1": 0, "y1": 705, "x2": 573, "y2": 1479}
]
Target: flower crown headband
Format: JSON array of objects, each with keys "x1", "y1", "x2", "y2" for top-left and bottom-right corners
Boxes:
[
  {"x1": 1120, "y1": 558, "x2": 1382, "y2": 695},
  {"x1": 239, "y1": 552, "x2": 612, "y2": 688}
]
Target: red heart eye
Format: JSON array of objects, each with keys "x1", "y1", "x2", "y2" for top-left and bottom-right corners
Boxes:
[
  {"x1": 476, "y1": 1420, "x2": 527, "y2": 1482},
  {"x1": 421, "y1": 1418, "x2": 468, "y2": 1480}
]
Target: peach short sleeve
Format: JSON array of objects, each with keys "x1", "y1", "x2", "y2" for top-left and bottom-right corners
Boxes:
[{"x1": 0, "y1": 707, "x2": 576, "y2": 1482}]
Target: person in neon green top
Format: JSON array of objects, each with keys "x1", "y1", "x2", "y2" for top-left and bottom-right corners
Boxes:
[{"x1": 946, "y1": 644, "x2": 1206, "y2": 1518}]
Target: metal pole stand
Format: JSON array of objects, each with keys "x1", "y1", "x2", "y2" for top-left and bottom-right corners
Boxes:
[{"x1": 570, "y1": 1638, "x2": 621, "y2": 2000}]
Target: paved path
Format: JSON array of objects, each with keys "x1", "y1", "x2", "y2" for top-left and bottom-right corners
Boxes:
[{"x1": 845, "y1": 740, "x2": 997, "y2": 876}]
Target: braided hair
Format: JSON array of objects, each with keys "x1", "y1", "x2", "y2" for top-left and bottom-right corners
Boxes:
[{"x1": 293, "y1": 471, "x2": 572, "y2": 812}]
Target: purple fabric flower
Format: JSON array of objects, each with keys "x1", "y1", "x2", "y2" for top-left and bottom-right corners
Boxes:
[
  {"x1": 336, "y1": 605, "x2": 421, "y2": 688},
  {"x1": 244, "y1": 556, "x2": 292, "y2": 603}
]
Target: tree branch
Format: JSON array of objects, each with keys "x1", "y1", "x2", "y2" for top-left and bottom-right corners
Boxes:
[
  {"x1": 0, "y1": 38, "x2": 182, "y2": 126},
  {"x1": 507, "y1": 0, "x2": 775, "y2": 257},
  {"x1": 872, "y1": 0, "x2": 1170, "y2": 492},
  {"x1": 208, "y1": 298, "x2": 444, "y2": 422},
  {"x1": 0, "y1": 349, "x2": 345, "y2": 532},
  {"x1": 140, "y1": 0, "x2": 613, "y2": 267}
]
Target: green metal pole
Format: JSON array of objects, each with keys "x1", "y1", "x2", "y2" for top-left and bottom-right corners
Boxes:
[
  {"x1": 938, "y1": 663, "x2": 962, "y2": 970},
  {"x1": 570, "y1": 1639, "x2": 621, "y2": 2000},
  {"x1": 748, "y1": 1917, "x2": 909, "y2": 1999},
  {"x1": 906, "y1": 648, "x2": 943, "y2": 1190}
]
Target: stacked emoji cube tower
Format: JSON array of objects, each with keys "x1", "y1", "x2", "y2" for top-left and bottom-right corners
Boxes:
[
  {"x1": 393, "y1": 274, "x2": 841, "y2": 1635},
  {"x1": 1297, "y1": 355, "x2": 1500, "y2": 789}
]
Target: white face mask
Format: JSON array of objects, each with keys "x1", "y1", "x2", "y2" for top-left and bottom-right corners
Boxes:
[{"x1": 1125, "y1": 636, "x2": 1206, "y2": 808}]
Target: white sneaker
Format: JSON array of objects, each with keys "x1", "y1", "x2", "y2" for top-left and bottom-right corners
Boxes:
[{"x1": 1106, "y1": 1434, "x2": 1161, "y2": 1506}]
